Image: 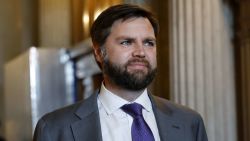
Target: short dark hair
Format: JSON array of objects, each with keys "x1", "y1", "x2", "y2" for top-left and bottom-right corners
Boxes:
[{"x1": 90, "y1": 4, "x2": 159, "y2": 47}]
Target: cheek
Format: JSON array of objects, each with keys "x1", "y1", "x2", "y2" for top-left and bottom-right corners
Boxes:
[
  {"x1": 104, "y1": 51, "x2": 123, "y2": 66},
  {"x1": 152, "y1": 56, "x2": 157, "y2": 67},
  {"x1": 107, "y1": 48, "x2": 131, "y2": 62},
  {"x1": 147, "y1": 50, "x2": 157, "y2": 64}
]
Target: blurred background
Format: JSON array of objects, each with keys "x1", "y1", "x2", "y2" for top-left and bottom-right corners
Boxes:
[{"x1": 0, "y1": 0, "x2": 249, "y2": 141}]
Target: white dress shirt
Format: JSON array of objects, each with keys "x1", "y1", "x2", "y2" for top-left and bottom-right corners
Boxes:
[{"x1": 97, "y1": 83, "x2": 161, "y2": 141}]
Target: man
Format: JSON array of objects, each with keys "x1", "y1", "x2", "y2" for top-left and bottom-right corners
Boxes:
[{"x1": 33, "y1": 4, "x2": 208, "y2": 141}]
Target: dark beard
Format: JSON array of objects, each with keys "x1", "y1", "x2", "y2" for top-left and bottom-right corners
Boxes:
[{"x1": 103, "y1": 58, "x2": 157, "y2": 91}]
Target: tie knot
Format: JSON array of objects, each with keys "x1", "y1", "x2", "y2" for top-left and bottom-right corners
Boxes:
[{"x1": 121, "y1": 103, "x2": 143, "y2": 118}]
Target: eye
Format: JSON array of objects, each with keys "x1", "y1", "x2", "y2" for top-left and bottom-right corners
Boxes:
[
  {"x1": 120, "y1": 40, "x2": 132, "y2": 46},
  {"x1": 144, "y1": 40, "x2": 156, "y2": 47}
]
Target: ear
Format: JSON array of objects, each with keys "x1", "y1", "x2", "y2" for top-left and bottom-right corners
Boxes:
[{"x1": 92, "y1": 43, "x2": 102, "y2": 63}]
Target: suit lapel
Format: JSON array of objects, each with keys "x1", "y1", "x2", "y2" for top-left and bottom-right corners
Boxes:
[
  {"x1": 71, "y1": 93, "x2": 102, "y2": 141},
  {"x1": 150, "y1": 95, "x2": 185, "y2": 141}
]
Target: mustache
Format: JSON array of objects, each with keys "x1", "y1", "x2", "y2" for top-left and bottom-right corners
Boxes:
[{"x1": 126, "y1": 58, "x2": 150, "y2": 67}]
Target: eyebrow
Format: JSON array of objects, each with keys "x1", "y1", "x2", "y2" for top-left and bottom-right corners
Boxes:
[
  {"x1": 115, "y1": 36, "x2": 156, "y2": 41},
  {"x1": 144, "y1": 38, "x2": 156, "y2": 42}
]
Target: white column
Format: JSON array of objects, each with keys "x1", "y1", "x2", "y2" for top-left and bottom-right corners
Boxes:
[{"x1": 169, "y1": 0, "x2": 237, "y2": 141}]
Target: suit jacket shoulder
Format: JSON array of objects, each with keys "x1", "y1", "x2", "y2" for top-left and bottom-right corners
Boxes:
[
  {"x1": 153, "y1": 96, "x2": 202, "y2": 119},
  {"x1": 33, "y1": 93, "x2": 102, "y2": 141},
  {"x1": 151, "y1": 95, "x2": 208, "y2": 141}
]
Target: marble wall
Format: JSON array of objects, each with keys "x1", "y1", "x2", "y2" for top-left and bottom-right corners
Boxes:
[
  {"x1": 39, "y1": 0, "x2": 71, "y2": 47},
  {"x1": 0, "y1": 0, "x2": 38, "y2": 136}
]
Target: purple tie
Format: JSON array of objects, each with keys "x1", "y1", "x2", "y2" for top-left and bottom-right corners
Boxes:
[{"x1": 121, "y1": 103, "x2": 155, "y2": 141}]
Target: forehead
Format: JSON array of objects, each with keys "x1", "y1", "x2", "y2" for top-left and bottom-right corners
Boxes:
[{"x1": 109, "y1": 17, "x2": 155, "y2": 37}]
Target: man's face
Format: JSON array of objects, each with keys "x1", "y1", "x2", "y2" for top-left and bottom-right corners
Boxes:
[{"x1": 99, "y1": 17, "x2": 157, "y2": 90}]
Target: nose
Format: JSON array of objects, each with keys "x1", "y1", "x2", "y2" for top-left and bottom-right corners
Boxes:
[{"x1": 132, "y1": 43, "x2": 145, "y2": 58}]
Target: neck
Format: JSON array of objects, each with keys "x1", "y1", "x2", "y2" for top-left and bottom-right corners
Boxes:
[{"x1": 103, "y1": 78, "x2": 146, "y2": 102}]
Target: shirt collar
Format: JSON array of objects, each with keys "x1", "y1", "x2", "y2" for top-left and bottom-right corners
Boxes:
[
  {"x1": 98, "y1": 83, "x2": 153, "y2": 115},
  {"x1": 134, "y1": 90, "x2": 152, "y2": 112}
]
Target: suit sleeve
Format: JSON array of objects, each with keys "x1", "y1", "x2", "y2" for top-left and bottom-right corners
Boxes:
[
  {"x1": 195, "y1": 115, "x2": 208, "y2": 141},
  {"x1": 33, "y1": 118, "x2": 51, "y2": 141}
]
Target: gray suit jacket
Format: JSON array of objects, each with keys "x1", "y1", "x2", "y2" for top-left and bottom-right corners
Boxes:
[{"x1": 33, "y1": 93, "x2": 208, "y2": 141}]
